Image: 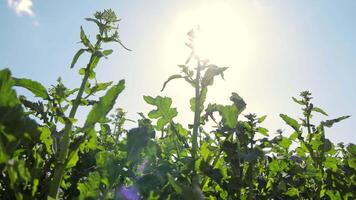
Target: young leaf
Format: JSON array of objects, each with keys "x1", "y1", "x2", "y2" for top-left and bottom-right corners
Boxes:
[
  {"x1": 84, "y1": 80, "x2": 125, "y2": 127},
  {"x1": 201, "y1": 65, "x2": 228, "y2": 88},
  {"x1": 257, "y1": 127, "x2": 269, "y2": 136},
  {"x1": 70, "y1": 49, "x2": 86, "y2": 68},
  {"x1": 161, "y1": 74, "x2": 183, "y2": 91},
  {"x1": 279, "y1": 114, "x2": 300, "y2": 131},
  {"x1": 312, "y1": 107, "x2": 328, "y2": 116},
  {"x1": 80, "y1": 26, "x2": 93, "y2": 50},
  {"x1": 102, "y1": 49, "x2": 113, "y2": 56},
  {"x1": 13, "y1": 78, "x2": 49, "y2": 99},
  {"x1": 258, "y1": 115, "x2": 267, "y2": 123},
  {"x1": 292, "y1": 97, "x2": 305, "y2": 105},
  {"x1": 144, "y1": 96, "x2": 178, "y2": 130},
  {"x1": 39, "y1": 126, "x2": 53, "y2": 154}
]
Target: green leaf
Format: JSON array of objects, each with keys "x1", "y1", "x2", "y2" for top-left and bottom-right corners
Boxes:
[
  {"x1": 279, "y1": 114, "x2": 300, "y2": 131},
  {"x1": 127, "y1": 126, "x2": 154, "y2": 163},
  {"x1": 324, "y1": 157, "x2": 338, "y2": 172},
  {"x1": 201, "y1": 143, "x2": 210, "y2": 161},
  {"x1": 189, "y1": 88, "x2": 207, "y2": 113},
  {"x1": 257, "y1": 127, "x2": 269, "y2": 136},
  {"x1": 84, "y1": 80, "x2": 125, "y2": 127},
  {"x1": 32, "y1": 178, "x2": 39, "y2": 197},
  {"x1": 269, "y1": 159, "x2": 280, "y2": 172},
  {"x1": 279, "y1": 137, "x2": 292, "y2": 149},
  {"x1": 292, "y1": 97, "x2": 305, "y2": 105},
  {"x1": 39, "y1": 126, "x2": 53, "y2": 154},
  {"x1": 289, "y1": 131, "x2": 299, "y2": 141},
  {"x1": 201, "y1": 65, "x2": 228, "y2": 87},
  {"x1": 312, "y1": 107, "x2": 328, "y2": 116},
  {"x1": 79, "y1": 68, "x2": 86, "y2": 75},
  {"x1": 161, "y1": 74, "x2": 183, "y2": 91},
  {"x1": 347, "y1": 157, "x2": 356, "y2": 170},
  {"x1": 347, "y1": 144, "x2": 356, "y2": 155},
  {"x1": 94, "y1": 81, "x2": 113, "y2": 92},
  {"x1": 285, "y1": 187, "x2": 299, "y2": 197},
  {"x1": 80, "y1": 26, "x2": 93, "y2": 50},
  {"x1": 221, "y1": 105, "x2": 238, "y2": 128},
  {"x1": 322, "y1": 116, "x2": 350, "y2": 128},
  {"x1": 13, "y1": 78, "x2": 49, "y2": 99},
  {"x1": 0, "y1": 69, "x2": 20, "y2": 107},
  {"x1": 326, "y1": 190, "x2": 342, "y2": 200},
  {"x1": 258, "y1": 115, "x2": 267, "y2": 123},
  {"x1": 102, "y1": 49, "x2": 113, "y2": 56},
  {"x1": 144, "y1": 96, "x2": 178, "y2": 130},
  {"x1": 66, "y1": 150, "x2": 79, "y2": 169},
  {"x1": 78, "y1": 172, "x2": 101, "y2": 200},
  {"x1": 70, "y1": 49, "x2": 86, "y2": 68},
  {"x1": 167, "y1": 173, "x2": 183, "y2": 194},
  {"x1": 230, "y1": 92, "x2": 246, "y2": 114}
]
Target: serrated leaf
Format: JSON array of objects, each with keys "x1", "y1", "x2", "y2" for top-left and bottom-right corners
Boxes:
[
  {"x1": 13, "y1": 78, "x2": 49, "y2": 99},
  {"x1": 322, "y1": 116, "x2": 350, "y2": 128},
  {"x1": 161, "y1": 74, "x2": 183, "y2": 91},
  {"x1": 84, "y1": 80, "x2": 125, "y2": 127},
  {"x1": 144, "y1": 96, "x2": 178, "y2": 130},
  {"x1": 70, "y1": 49, "x2": 86, "y2": 68}
]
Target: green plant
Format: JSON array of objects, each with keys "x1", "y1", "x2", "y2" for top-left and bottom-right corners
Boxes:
[{"x1": 0, "y1": 9, "x2": 354, "y2": 200}]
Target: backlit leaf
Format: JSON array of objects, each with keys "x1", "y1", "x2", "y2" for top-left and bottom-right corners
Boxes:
[
  {"x1": 13, "y1": 78, "x2": 49, "y2": 99},
  {"x1": 84, "y1": 80, "x2": 125, "y2": 127}
]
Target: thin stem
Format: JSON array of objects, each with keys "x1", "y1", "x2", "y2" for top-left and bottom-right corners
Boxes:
[
  {"x1": 48, "y1": 53, "x2": 99, "y2": 198},
  {"x1": 191, "y1": 60, "x2": 201, "y2": 186}
]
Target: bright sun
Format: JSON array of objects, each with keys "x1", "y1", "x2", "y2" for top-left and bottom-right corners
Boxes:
[{"x1": 164, "y1": 2, "x2": 254, "y2": 68}]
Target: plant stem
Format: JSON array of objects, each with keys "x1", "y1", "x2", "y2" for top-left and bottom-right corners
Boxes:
[
  {"x1": 48, "y1": 55, "x2": 97, "y2": 198},
  {"x1": 191, "y1": 60, "x2": 201, "y2": 186}
]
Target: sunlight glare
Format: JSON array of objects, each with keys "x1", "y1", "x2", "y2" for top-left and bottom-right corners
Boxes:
[{"x1": 164, "y1": 3, "x2": 254, "y2": 67}]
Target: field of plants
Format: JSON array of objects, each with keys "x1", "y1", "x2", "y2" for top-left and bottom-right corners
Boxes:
[{"x1": 0, "y1": 9, "x2": 355, "y2": 200}]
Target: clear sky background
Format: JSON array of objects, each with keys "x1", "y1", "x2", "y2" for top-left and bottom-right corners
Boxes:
[{"x1": 1, "y1": 0, "x2": 355, "y2": 143}]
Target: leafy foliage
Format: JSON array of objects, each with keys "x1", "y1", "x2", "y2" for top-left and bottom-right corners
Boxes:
[{"x1": 0, "y1": 9, "x2": 354, "y2": 200}]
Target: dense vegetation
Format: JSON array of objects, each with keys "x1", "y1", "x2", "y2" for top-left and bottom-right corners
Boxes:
[{"x1": 0, "y1": 9, "x2": 355, "y2": 200}]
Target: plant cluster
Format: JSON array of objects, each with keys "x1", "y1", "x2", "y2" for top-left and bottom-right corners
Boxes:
[{"x1": 0, "y1": 10, "x2": 355, "y2": 200}]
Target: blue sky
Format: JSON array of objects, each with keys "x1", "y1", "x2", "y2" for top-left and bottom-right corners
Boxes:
[{"x1": 1, "y1": 0, "x2": 355, "y2": 143}]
